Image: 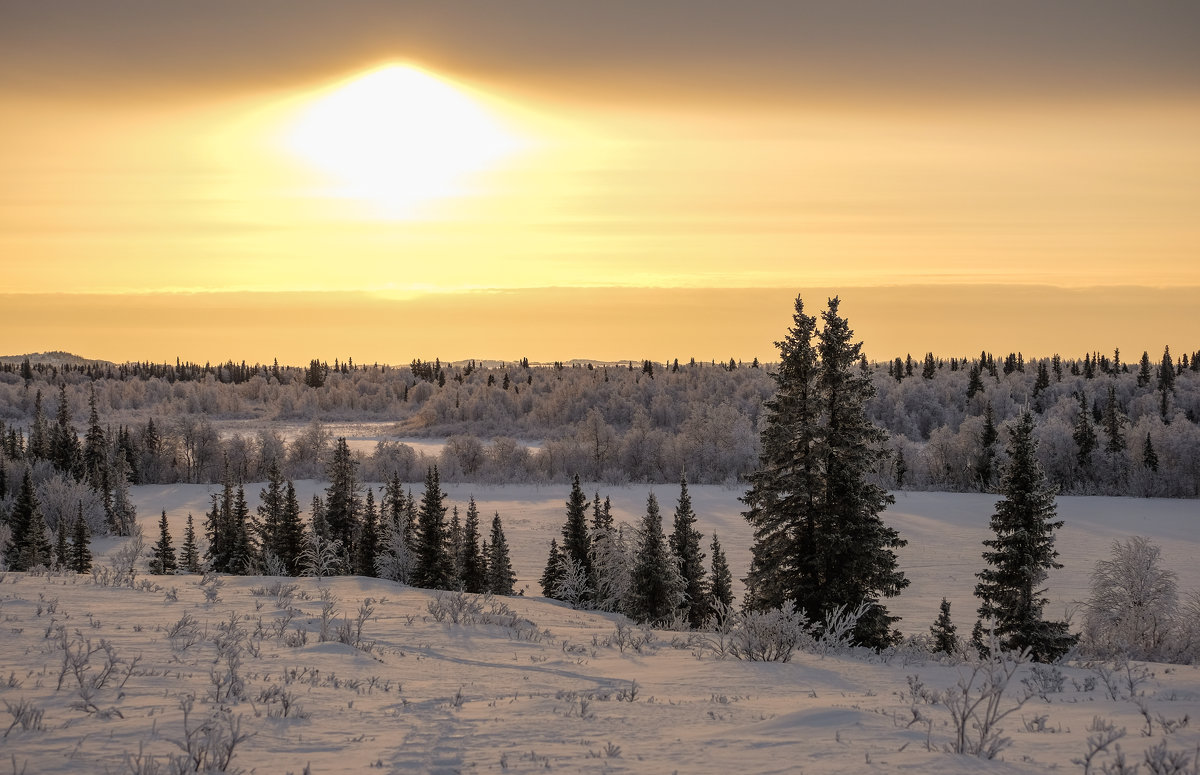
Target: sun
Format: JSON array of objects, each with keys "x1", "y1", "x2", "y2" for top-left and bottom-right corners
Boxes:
[{"x1": 282, "y1": 64, "x2": 525, "y2": 218}]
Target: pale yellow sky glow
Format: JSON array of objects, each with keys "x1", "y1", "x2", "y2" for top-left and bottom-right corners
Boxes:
[{"x1": 1, "y1": 1, "x2": 1198, "y2": 362}]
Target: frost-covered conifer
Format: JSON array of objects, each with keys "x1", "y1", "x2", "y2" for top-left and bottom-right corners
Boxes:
[
  {"x1": 709, "y1": 533, "x2": 733, "y2": 615},
  {"x1": 485, "y1": 513, "x2": 516, "y2": 596},
  {"x1": 540, "y1": 539, "x2": 563, "y2": 598},
  {"x1": 180, "y1": 514, "x2": 200, "y2": 573},
  {"x1": 931, "y1": 598, "x2": 957, "y2": 655},
  {"x1": 459, "y1": 498, "x2": 487, "y2": 593},
  {"x1": 412, "y1": 466, "x2": 453, "y2": 589},
  {"x1": 743, "y1": 295, "x2": 906, "y2": 649},
  {"x1": 70, "y1": 506, "x2": 92, "y2": 573},
  {"x1": 669, "y1": 474, "x2": 708, "y2": 627},
  {"x1": 150, "y1": 509, "x2": 177, "y2": 575},
  {"x1": 627, "y1": 493, "x2": 684, "y2": 623},
  {"x1": 974, "y1": 411, "x2": 1077, "y2": 661}
]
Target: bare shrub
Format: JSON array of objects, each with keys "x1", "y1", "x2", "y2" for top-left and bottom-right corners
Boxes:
[
  {"x1": 939, "y1": 633, "x2": 1032, "y2": 759},
  {"x1": 3, "y1": 698, "x2": 44, "y2": 737}
]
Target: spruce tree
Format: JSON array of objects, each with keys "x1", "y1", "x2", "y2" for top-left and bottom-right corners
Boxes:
[
  {"x1": 180, "y1": 514, "x2": 200, "y2": 573},
  {"x1": 626, "y1": 493, "x2": 683, "y2": 623},
  {"x1": 70, "y1": 507, "x2": 92, "y2": 573},
  {"x1": 324, "y1": 438, "x2": 361, "y2": 555},
  {"x1": 974, "y1": 411, "x2": 1077, "y2": 661},
  {"x1": 280, "y1": 482, "x2": 306, "y2": 574},
  {"x1": 82, "y1": 385, "x2": 107, "y2": 490},
  {"x1": 709, "y1": 533, "x2": 733, "y2": 614},
  {"x1": 931, "y1": 598, "x2": 957, "y2": 655},
  {"x1": 357, "y1": 488, "x2": 380, "y2": 577},
  {"x1": 255, "y1": 461, "x2": 286, "y2": 566},
  {"x1": 459, "y1": 497, "x2": 487, "y2": 593},
  {"x1": 540, "y1": 539, "x2": 563, "y2": 597},
  {"x1": 1102, "y1": 385, "x2": 1127, "y2": 455},
  {"x1": 591, "y1": 491, "x2": 613, "y2": 532},
  {"x1": 744, "y1": 295, "x2": 907, "y2": 649},
  {"x1": 448, "y1": 505, "x2": 463, "y2": 582},
  {"x1": 743, "y1": 295, "x2": 821, "y2": 613},
  {"x1": 229, "y1": 485, "x2": 253, "y2": 573},
  {"x1": 1137, "y1": 351, "x2": 1152, "y2": 387},
  {"x1": 28, "y1": 390, "x2": 49, "y2": 460},
  {"x1": 669, "y1": 474, "x2": 708, "y2": 627},
  {"x1": 109, "y1": 456, "x2": 136, "y2": 536},
  {"x1": 1073, "y1": 392, "x2": 1097, "y2": 478},
  {"x1": 559, "y1": 474, "x2": 592, "y2": 598},
  {"x1": 486, "y1": 513, "x2": 516, "y2": 596},
  {"x1": 5, "y1": 470, "x2": 52, "y2": 571},
  {"x1": 975, "y1": 403, "x2": 999, "y2": 491},
  {"x1": 49, "y1": 384, "x2": 82, "y2": 479},
  {"x1": 1032, "y1": 361, "x2": 1050, "y2": 404},
  {"x1": 966, "y1": 363, "x2": 984, "y2": 400},
  {"x1": 412, "y1": 466, "x2": 453, "y2": 589},
  {"x1": 151, "y1": 509, "x2": 177, "y2": 574},
  {"x1": 1142, "y1": 433, "x2": 1159, "y2": 473},
  {"x1": 54, "y1": 516, "x2": 70, "y2": 569},
  {"x1": 1158, "y1": 346, "x2": 1176, "y2": 394}
]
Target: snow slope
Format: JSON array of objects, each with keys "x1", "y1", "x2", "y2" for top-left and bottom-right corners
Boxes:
[{"x1": 4, "y1": 485, "x2": 1195, "y2": 774}]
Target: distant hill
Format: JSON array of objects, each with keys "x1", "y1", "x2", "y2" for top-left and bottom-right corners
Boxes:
[{"x1": 0, "y1": 351, "x2": 113, "y2": 367}]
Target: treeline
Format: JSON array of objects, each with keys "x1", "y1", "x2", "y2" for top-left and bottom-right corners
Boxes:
[{"x1": 0, "y1": 346, "x2": 1197, "y2": 495}]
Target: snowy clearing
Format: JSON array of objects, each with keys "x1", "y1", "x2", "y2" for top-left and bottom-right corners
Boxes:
[{"x1": 1, "y1": 486, "x2": 1197, "y2": 774}]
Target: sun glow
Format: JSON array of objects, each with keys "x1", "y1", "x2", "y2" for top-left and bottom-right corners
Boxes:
[{"x1": 282, "y1": 64, "x2": 526, "y2": 217}]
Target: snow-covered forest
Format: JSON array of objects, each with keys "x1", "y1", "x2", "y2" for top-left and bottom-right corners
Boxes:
[{"x1": 1, "y1": 346, "x2": 1198, "y2": 496}]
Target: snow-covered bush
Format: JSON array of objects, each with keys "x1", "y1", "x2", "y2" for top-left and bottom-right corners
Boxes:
[
  {"x1": 1081, "y1": 536, "x2": 1193, "y2": 663},
  {"x1": 702, "y1": 602, "x2": 813, "y2": 663}
]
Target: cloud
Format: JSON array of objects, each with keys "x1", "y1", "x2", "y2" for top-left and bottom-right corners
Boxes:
[{"x1": 4, "y1": 1, "x2": 1199, "y2": 104}]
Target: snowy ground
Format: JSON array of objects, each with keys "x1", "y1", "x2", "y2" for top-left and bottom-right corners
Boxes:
[{"x1": 2, "y1": 486, "x2": 1198, "y2": 774}]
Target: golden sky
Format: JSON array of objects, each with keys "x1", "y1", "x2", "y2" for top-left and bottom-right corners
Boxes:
[{"x1": 2, "y1": 2, "x2": 1198, "y2": 363}]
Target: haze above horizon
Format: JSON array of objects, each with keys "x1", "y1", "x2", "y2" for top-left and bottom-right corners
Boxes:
[{"x1": 2, "y1": 2, "x2": 1197, "y2": 362}]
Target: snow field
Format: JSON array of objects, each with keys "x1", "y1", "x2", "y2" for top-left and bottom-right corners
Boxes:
[{"x1": 2, "y1": 484, "x2": 1196, "y2": 773}]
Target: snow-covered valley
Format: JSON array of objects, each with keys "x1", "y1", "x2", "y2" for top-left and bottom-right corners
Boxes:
[{"x1": 1, "y1": 486, "x2": 1197, "y2": 774}]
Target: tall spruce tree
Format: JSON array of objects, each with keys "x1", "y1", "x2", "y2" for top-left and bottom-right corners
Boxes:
[
  {"x1": 1073, "y1": 392, "x2": 1097, "y2": 479},
  {"x1": 54, "y1": 515, "x2": 70, "y2": 569},
  {"x1": 709, "y1": 533, "x2": 733, "y2": 614},
  {"x1": 540, "y1": 539, "x2": 563, "y2": 597},
  {"x1": 279, "y1": 482, "x2": 306, "y2": 574},
  {"x1": 256, "y1": 461, "x2": 287, "y2": 566},
  {"x1": 82, "y1": 385, "x2": 107, "y2": 490},
  {"x1": 5, "y1": 469, "x2": 53, "y2": 571},
  {"x1": 669, "y1": 474, "x2": 709, "y2": 627},
  {"x1": 109, "y1": 455, "x2": 136, "y2": 536},
  {"x1": 229, "y1": 485, "x2": 253, "y2": 573},
  {"x1": 70, "y1": 506, "x2": 92, "y2": 573},
  {"x1": 559, "y1": 474, "x2": 593, "y2": 599},
  {"x1": 1142, "y1": 433, "x2": 1159, "y2": 473},
  {"x1": 357, "y1": 488, "x2": 380, "y2": 577},
  {"x1": 486, "y1": 513, "x2": 516, "y2": 596},
  {"x1": 412, "y1": 466, "x2": 453, "y2": 589},
  {"x1": 1102, "y1": 384, "x2": 1127, "y2": 456},
  {"x1": 975, "y1": 403, "x2": 999, "y2": 491},
  {"x1": 459, "y1": 497, "x2": 487, "y2": 593},
  {"x1": 151, "y1": 509, "x2": 177, "y2": 574},
  {"x1": 626, "y1": 494, "x2": 684, "y2": 623},
  {"x1": 324, "y1": 438, "x2": 361, "y2": 556},
  {"x1": 743, "y1": 295, "x2": 821, "y2": 614},
  {"x1": 28, "y1": 390, "x2": 49, "y2": 460},
  {"x1": 180, "y1": 514, "x2": 200, "y2": 573},
  {"x1": 815, "y1": 298, "x2": 908, "y2": 647},
  {"x1": 974, "y1": 411, "x2": 1077, "y2": 661},
  {"x1": 745, "y1": 295, "x2": 906, "y2": 648},
  {"x1": 49, "y1": 384, "x2": 82, "y2": 479}
]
